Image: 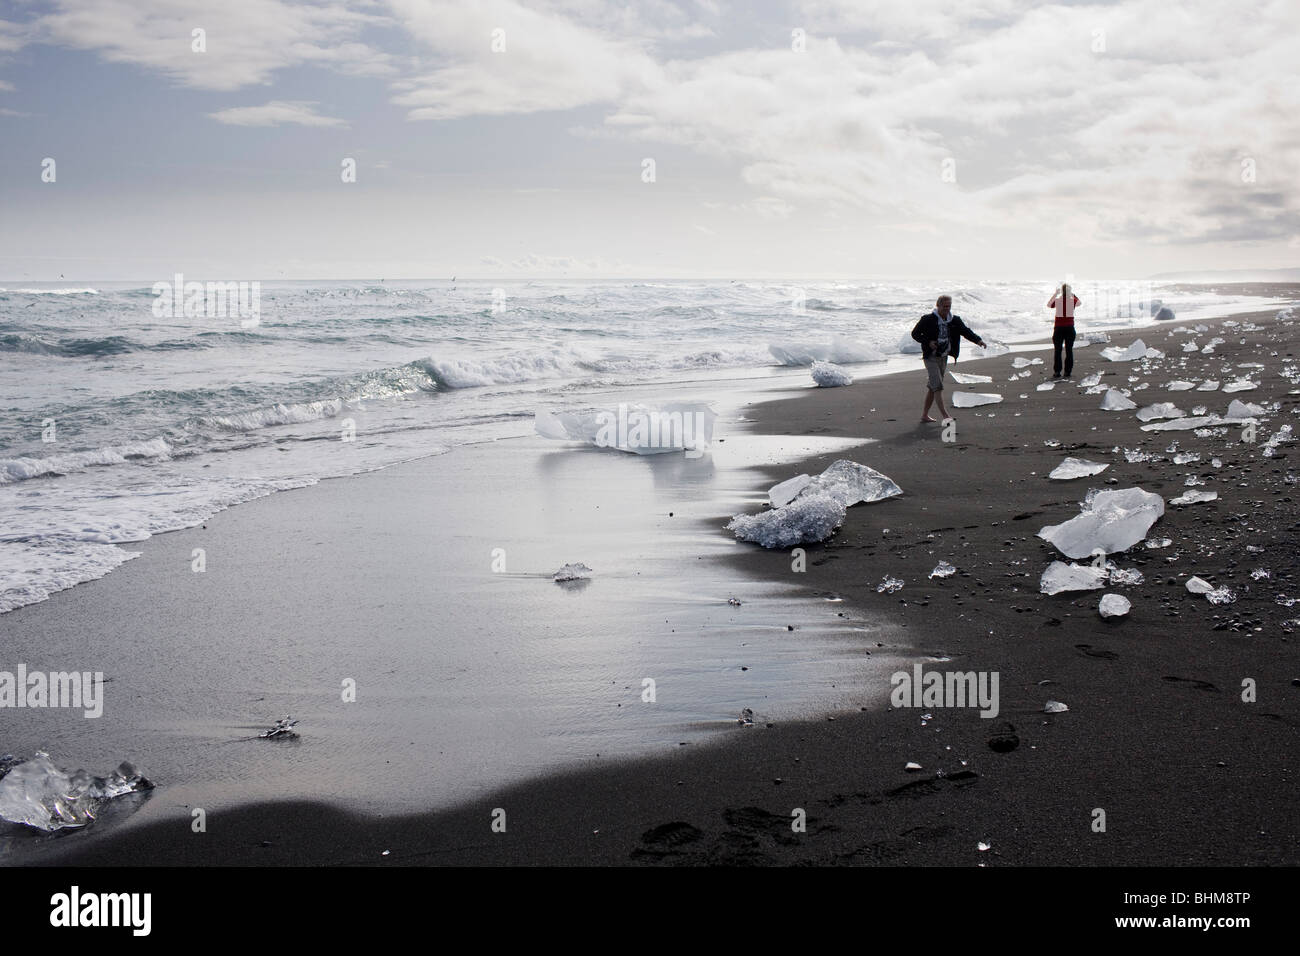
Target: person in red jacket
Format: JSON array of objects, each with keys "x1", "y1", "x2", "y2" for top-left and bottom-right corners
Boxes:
[{"x1": 1047, "y1": 283, "x2": 1080, "y2": 379}]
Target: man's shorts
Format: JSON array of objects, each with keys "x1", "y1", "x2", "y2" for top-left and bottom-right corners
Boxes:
[{"x1": 923, "y1": 355, "x2": 946, "y2": 391}]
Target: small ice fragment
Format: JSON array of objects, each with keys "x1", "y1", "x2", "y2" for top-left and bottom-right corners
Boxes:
[
  {"x1": 1144, "y1": 537, "x2": 1172, "y2": 549},
  {"x1": 810, "y1": 361, "x2": 853, "y2": 387},
  {"x1": 1222, "y1": 403, "x2": 1263, "y2": 421},
  {"x1": 1043, "y1": 439, "x2": 1062, "y2": 448},
  {"x1": 727, "y1": 493, "x2": 847, "y2": 548},
  {"x1": 553, "y1": 562, "x2": 594, "y2": 582},
  {"x1": 930, "y1": 561, "x2": 957, "y2": 579},
  {"x1": 1044, "y1": 701, "x2": 1069, "y2": 713},
  {"x1": 1108, "y1": 567, "x2": 1144, "y2": 586},
  {"x1": 1012, "y1": 356, "x2": 1032, "y2": 368},
  {"x1": 1196, "y1": 380, "x2": 1220, "y2": 391},
  {"x1": 1038, "y1": 487, "x2": 1165, "y2": 559},
  {"x1": 877, "y1": 576, "x2": 904, "y2": 593},
  {"x1": 1192, "y1": 405, "x2": 1208, "y2": 415},
  {"x1": 1166, "y1": 381, "x2": 1196, "y2": 391},
  {"x1": 1172, "y1": 452, "x2": 1201, "y2": 464},
  {"x1": 1185, "y1": 576, "x2": 1213, "y2": 594},
  {"x1": 1040, "y1": 561, "x2": 1108, "y2": 594},
  {"x1": 737, "y1": 708, "x2": 754, "y2": 726},
  {"x1": 1169, "y1": 490, "x2": 1217, "y2": 505},
  {"x1": 952, "y1": 391, "x2": 1002, "y2": 407},
  {"x1": 981, "y1": 340, "x2": 1011, "y2": 356},
  {"x1": 1207, "y1": 587, "x2": 1236, "y2": 605},
  {"x1": 1136, "y1": 402, "x2": 1184, "y2": 422},
  {"x1": 259, "y1": 716, "x2": 299, "y2": 739},
  {"x1": 768, "y1": 474, "x2": 811, "y2": 509},
  {"x1": 1100, "y1": 389, "x2": 1137, "y2": 411},
  {"x1": 978, "y1": 841, "x2": 992, "y2": 852},
  {"x1": 1124, "y1": 448, "x2": 1155, "y2": 463},
  {"x1": 949, "y1": 370, "x2": 992, "y2": 384},
  {"x1": 1100, "y1": 339, "x2": 1150, "y2": 362},
  {"x1": 1079, "y1": 372, "x2": 1102, "y2": 387},
  {"x1": 1049, "y1": 457, "x2": 1109, "y2": 480},
  {"x1": 904, "y1": 761, "x2": 923, "y2": 772},
  {"x1": 1036, "y1": 381, "x2": 1056, "y2": 391},
  {"x1": 1099, "y1": 594, "x2": 1131, "y2": 618},
  {"x1": 1251, "y1": 569, "x2": 1270, "y2": 580},
  {"x1": 1222, "y1": 379, "x2": 1257, "y2": 393}
]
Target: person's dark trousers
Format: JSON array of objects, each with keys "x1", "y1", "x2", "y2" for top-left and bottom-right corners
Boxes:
[{"x1": 1053, "y1": 325, "x2": 1076, "y2": 377}]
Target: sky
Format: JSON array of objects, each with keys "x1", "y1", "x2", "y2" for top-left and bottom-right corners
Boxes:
[{"x1": 0, "y1": 0, "x2": 1297, "y2": 281}]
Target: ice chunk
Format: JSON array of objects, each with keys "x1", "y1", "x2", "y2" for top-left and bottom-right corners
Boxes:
[
  {"x1": 1144, "y1": 537, "x2": 1172, "y2": 549},
  {"x1": 810, "y1": 361, "x2": 853, "y2": 387},
  {"x1": 1044, "y1": 701, "x2": 1070, "y2": 713},
  {"x1": 1036, "y1": 381, "x2": 1056, "y2": 391},
  {"x1": 259, "y1": 716, "x2": 299, "y2": 739},
  {"x1": 1040, "y1": 561, "x2": 1108, "y2": 594},
  {"x1": 1185, "y1": 576, "x2": 1213, "y2": 594},
  {"x1": 1100, "y1": 339, "x2": 1152, "y2": 362},
  {"x1": 1038, "y1": 487, "x2": 1165, "y2": 558},
  {"x1": 1049, "y1": 457, "x2": 1109, "y2": 480},
  {"x1": 726, "y1": 493, "x2": 846, "y2": 548},
  {"x1": 1136, "y1": 402, "x2": 1184, "y2": 422},
  {"x1": 1222, "y1": 379, "x2": 1257, "y2": 393},
  {"x1": 1099, "y1": 594, "x2": 1131, "y2": 619},
  {"x1": 877, "y1": 576, "x2": 904, "y2": 593},
  {"x1": 1225, "y1": 399, "x2": 1265, "y2": 420},
  {"x1": 1100, "y1": 389, "x2": 1137, "y2": 411},
  {"x1": 1207, "y1": 587, "x2": 1236, "y2": 605},
  {"x1": 1166, "y1": 381, "x2": 1196, "y2": 391},
  {"x1": 1079, "y1": 372, "x2": 1103, "y2": 387},
  {"x1": 930, "y1": 561, "x2": 957, "y2": 578},
  {"x1": 952, "y1": 391, "x2": 1002, "y2": 407},
  {"x1": 1141, "y1": 415, "x2": 1253, "y2": 432},
  {"x1": 768, "y1": 474, "x2": 811, "y2": 509},
  {"x1": 1196, "y1": 380, "x2": 1220, "y2": 391},
  {"x1": 535, "y1": 402, "x2": 717, "y2": 456},
  {"x1": 0, "y1": 752, "x2": 153, "y2": 831},
  {"x1": 981, "y1": 340, "x2": 1011, "y2": 357},
  {"x1": 771, "y1": 337, "x2": 885, "y2": 366},
  {"x1": 1012, "y1": 356, "x2": 1043, "y2": 369},
  {"x1": 553, "y1": 562, "x2": 593, "y2": 582},
  {"x1": 1263, "y1": 424, "x2": 1294, "y2": 456},
  {"x1": 803, "y1": 459, "x2": 903, "y2": 507},
  {"x1": 949, "y1": 370, "x2": 992, "y2": 384},
  {"x1": 1109, "y1": 567, "x2": 1144, "y2": 586},
  {"x1": 1168, "y1": 490, "x2": 1217, "y2": 505}
]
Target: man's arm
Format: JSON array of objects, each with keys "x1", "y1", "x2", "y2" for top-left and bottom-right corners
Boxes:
[
  {"x1": 911, "y1": 316, "x2": 933, "y2": 350},
  {"x1": 956, "y1": 318, "x2": 985, "y2": 347}
]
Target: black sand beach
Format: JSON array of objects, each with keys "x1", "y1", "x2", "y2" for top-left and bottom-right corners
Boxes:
[{"x1": 18, "y1": 291, "x2": 1300, "y2": 867}]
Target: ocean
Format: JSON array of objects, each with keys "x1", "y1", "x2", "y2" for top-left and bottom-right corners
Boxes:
[{"x1": 0, "y1": 278, "x2": 1281, "y2": 615}]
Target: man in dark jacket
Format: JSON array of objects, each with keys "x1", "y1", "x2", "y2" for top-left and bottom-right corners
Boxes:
[{"x1": 910, "y1": 295, "x2": 986, "y2": 423}]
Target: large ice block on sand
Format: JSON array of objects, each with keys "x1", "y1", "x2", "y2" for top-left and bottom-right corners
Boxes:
[
  {"x1": 1100, "y1": 389, "x2": 1137, "y2": 411},
  {"x1": 803, "y1": 459, "x2": 903, "y2": 507},
  {"x1": 1038, "y1": 487, "x2": 1165, "y2": 559},
  {"x1": 1225, "y1": 399, "x2": 1265, "y2": 420},
  {"x1": 952, "y1": 391, "x2": 1002, "y2": 407},
  {"x1": 0, "y1": 752, "x2": 152, "y2": 831},
  {"x1": 810, "y1": 361, "x2": 853, "y2": 387},
  {"x1": 727, "y1": 492, "x2": 847, "y2": 548},
  {"x1": 768, "y1": 474, "x2": 812, "y2": 509},
  {"x1": 1049, "y1": 458, "x2": 1109, "y2": 480},
  {"x1": 733, "y1": 460, "x2": 901, "y2": 548},
  {"x1": 535, "y1": 402, "x2": 717, "y2": 455}
]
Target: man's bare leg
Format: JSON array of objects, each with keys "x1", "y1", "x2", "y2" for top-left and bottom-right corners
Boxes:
[
  {"x1": 922, "y1": 390, "x2": 938, "y2": 422},
  {"x1": 935, "y1": 391, "x2": 951, "y2": 421}
]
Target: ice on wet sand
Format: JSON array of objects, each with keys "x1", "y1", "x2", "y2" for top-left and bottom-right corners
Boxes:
[
  {"x1": 1136, "y1": 403, "x2": 1184, "y2": 422},
  {"x1": 1100, "y1": 389, "x2": 1137, "y2": 411},
  {"x1": 0, "y1": 752, "x2": 153, "y2": 831},
  {"x1": 730, "y1": 459, "x2": 902, "y2": 548},
  {"x1": 553, "y1": 563, "x2": 594, "y2": 582},
  {"x1": 1169, "y1": 489, "x2": 1218, "y2": 505},
  {"x1": 535, "y1": 401, "x2": 717, "y2": 455},
  {"x1": 952, "y1": 391, "x2": 1002, "y2": 407},
  {"x1": 810, "y1": 361, "x2": 853, "y2": 387},
  {"x1": 1100, "y1": 339, "x2": 1158, "y2": 362},
  {"x1": 1099, "y1": 593, "x2": 1131, "y2": 618},
  {"x1": 949, "y1": 371, "x2": 992, "y2": 384},
  {"x1": 768, "y1": 474, "x2": 811, "y2": 508},
  {"x1": 1038, "y1": 487, "x2": 1165, "y2": 559},
  {"x1": 1040, "y1": 561, "x2": 1108, "y2": 594},
  {"x1": 1049, "y1": 458, "x2": 1109, "y2": 480}
]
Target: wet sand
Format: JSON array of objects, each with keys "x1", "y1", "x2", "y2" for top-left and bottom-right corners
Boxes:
[{"x1": 22, "y1": 298, "x2": 1300, "y2": 866}]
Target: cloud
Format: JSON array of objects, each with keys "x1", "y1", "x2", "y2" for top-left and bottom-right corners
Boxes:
[
  {"x1": 208, "y1": 99, "x2": 346, "y2": 127},
  {"x1": 24, "y1": 0, "x2": 396, "y2": 91}
]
